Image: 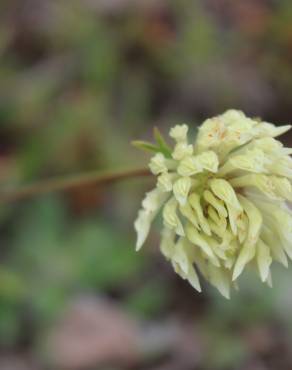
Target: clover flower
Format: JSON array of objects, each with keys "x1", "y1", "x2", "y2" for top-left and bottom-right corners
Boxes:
[{"x1": 134, "y1": 110, "x2": 292, "y2": 298}]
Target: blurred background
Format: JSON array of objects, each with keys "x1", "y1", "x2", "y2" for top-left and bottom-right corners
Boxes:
[{"x1": 1, "y1": 0, "x2": 292, "y2": 369}]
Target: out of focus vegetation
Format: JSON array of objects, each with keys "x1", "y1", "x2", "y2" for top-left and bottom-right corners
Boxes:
[{"x1": 1, "y1": 1, "x2": 292, "y2": 369}]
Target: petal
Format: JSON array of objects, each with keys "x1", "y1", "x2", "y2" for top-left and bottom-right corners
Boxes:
[
  {"x1": 261, "y1": 226, "x2": 288, "y2": 267},
  {"x1": 251, "y1": 199, "x2": 292, "y2": 258},
  {"x1": 173, "y1": 177, "x2": 192, "y2": 206},
  {"x1": 219, "y1": 148, "x2": 269, "y2": 175},
  {"x1": 254, "y1": 122, "x2": 291, "y2": 138},
  {"x1": 188, "y1": 193, "x2": 211, "y2": 235},
  {"x1": 270, "y1": 176, "x2": 292, "y2": 201},
  {"x1": 134, "y1": 210, "x2": 152, "y2": 251},
  {"x1": 203, "y1": 190, "x2": 228, "y2": 218},
  {"x1": 208, "y1": 219, "x2": 226, "y2": 239},
  {"x1": 157, "y1": 173, "x2": 175, "y2": 192},
  {"x1": 267, "y1": 155, "x2": 292, "y2": 178},
  {"x1": 207, "y1": 205, "x2": 227, "y2": 229},
  {"x1": 149, "y1": 153, "x2": 168, "y2": 175},
  {"x1": 208, "y1": 265, "x2": 231, "y2": 299},
  {"x1": 135, "y1": 188, "x2": 169, "y2": 250},
  {"x1": 142, "y1": 188, "x2": 169, "y2": 212},
  {"x1": 163, "y1": 197, "x2": 185, "y2": 236},
  {"x1": 177, "y1": 156, "x2": 203, "y2": 177},
  {"x1": 172, "y1": 261, "x2": 202, "y2": 292},
  {"x1": 204, "y1": 234, "x2": 227, "y2": 260},
  {"x1": 252, "y1": 137, "x2": 285, "y2": 154},
  {"x1": 186, "y1": 224, "x2": 220, "y2": 266},
  {"x1": 209, "y1": 179, "x2": 242, "y2": 212},
  {"x1": 196, "y1": 151, "x2": 219, "y2": 172},
  {"x1": 172, "y1": 238, "x2": 190, "y2": 275},
  {"x1": 256, "y1": 239, "x2": 272, "y2": 282},
  {"x1": 226, "y1": 203, "x2": 239, "y2": 236},
  {"x1": 238, "y1": 194, "x2": 262, "y2": 245},
  {"x1": 171, "y1": 238, "x2": 202, "y2": 293},
  {"x1": 172, "y1": 142, "x2": 193, "y2": 160},
  {"x1": 195, "y1": 117, "x2": 226, "y2": 151},
  {"x1": 185, "y1": 264, "x2": 202, "y2": 292},
  {"x1": 169, "y1": 124, "x2": 189, "y2": 142},
  {"x1": 232, "y1": 242, "x2": 256, "y2": 281},
  {"x1": 220, "y1": 109, "x2": 247, "y2": 125},
  {"x1": 230, "y1": 174, "x2": 279, "y2": 200},
  {"x1": 179, "y1": 202, "x2": 200, "y2": 229},
  {"x1": 237, "y1": 213, "x2": 248, "y2": 244},
  {"x1": 177, "y1": 151, "x2": 218, "y2": 176},
  {"x1": 266, "y1": 271, "x2": 273, "y2": 288},
  {"x1": 160, "y1": 228, "x2": 176, "y2": 259}
]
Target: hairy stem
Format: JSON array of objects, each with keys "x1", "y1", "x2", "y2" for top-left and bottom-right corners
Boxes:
[{"x1": 0, "y1": 167, "x2": 151, "y2": 204}]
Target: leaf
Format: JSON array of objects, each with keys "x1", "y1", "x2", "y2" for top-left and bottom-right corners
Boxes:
[
  {"x1": 131, "y1": 140, "x2": 160, "y2": 153},
  {"x1": 153, "y1": 127, "x2": 172, "y2": 158},
  {"x1": 132, "y1": 128, "x2": 172, "y2": 158}
]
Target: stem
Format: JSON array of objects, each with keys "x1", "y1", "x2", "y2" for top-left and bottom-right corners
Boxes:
[{"x1": 0, "y1": 167, "x2": 151, "y2": 204}]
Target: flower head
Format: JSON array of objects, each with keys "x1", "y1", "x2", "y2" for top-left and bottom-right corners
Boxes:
[{"x1": 134, "y1": 110, "x2": 292, "y2": 298}]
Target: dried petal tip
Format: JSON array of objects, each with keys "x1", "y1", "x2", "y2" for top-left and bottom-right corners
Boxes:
[{"x1": 134, "y1": 110, "x2": 292, "y2": 298}]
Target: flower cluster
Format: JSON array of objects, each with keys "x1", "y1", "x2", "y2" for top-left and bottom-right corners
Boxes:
[{"x1": 134, "y1": 110, "x2": 292, "y2": 298}]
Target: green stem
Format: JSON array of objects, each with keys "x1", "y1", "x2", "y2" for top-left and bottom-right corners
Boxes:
[{"x1": 0, "y1": 167, "x2": 151, "y2": 204}]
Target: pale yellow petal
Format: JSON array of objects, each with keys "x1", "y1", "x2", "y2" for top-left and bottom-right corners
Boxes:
[
  {"x1": 135, "y1": 189, "x2": 168, "y2": 250},
  {"x1": 163, "y1": 197, "x2": 185, "y2": 236},
  {"x1": 173, "y1": 177, "x2": 192, "y2": 206},
  {"x1": 256, "y1": 239, "x2": 272, "y2": 282},
  {"x1": 254, "y1": 121, "x2": 291, "y2": 138},
  {"x1": 186, "y1": 224, "x2": 220, "y2": 266},
  {"x1": 149, "y1": 153, "x2": 168, "y2": 175},
  {"x1": 179, "y1": 202, "x2": 200, "y2": 229},
  {"x1": 134, "y1": 210, "x2": 152, "y2": 251},
  {"x1": 238, "y1": 194, "x2": 262, "y2": 246},
  {"x1": 157, "y1": 173, "x2": 174, "y2": 192},
  {"x1": 209, "y1": 178, "x2": 242, "y2": 211},
  {"x1": 232, "y1": 242, "x2": 256, "y2": 281},
  {"x1": 261, "y1": 226, "x2": 288, "y2": 267},
  {"x1": 188, "y1": 193, "x2": 211, "y2": 235},
  {"x1": 172, "y1": 142, "x2": 193, "y2": 160},
  {"x1": 160, "y1": 228, "x2": 176, "y2": 259},
  {"x1": 169, "y1": 124, "x2": 189, "y2": 142},
  {"x1": 208, "y1": 265, "x2": 231, "y2": 299},
  {"x1": 203, "y1": 190, "x2": 228, "y2": 218}
]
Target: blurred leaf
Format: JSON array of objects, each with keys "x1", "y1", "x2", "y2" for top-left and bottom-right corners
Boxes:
[
  {"x1": 126, "y1": 280, "x2": 169, "y2": 319},
  {"x1": 204, "y1": 330, "x2": 247, "y2": 370},
  {"x1": 0, "y1": 267, "x2": 26, "y2": 302},
  {"x1": 132, "y1": 140, "x2": 160, "y2": 154},
  {"x1": 0, "y1": 304, "x2": 22, "y2": 346},
  {"x1": 153, "y1": 127, "x2": 172, "y2": 157},
  {"x1": 6, "y1": 197, "x2": 146, "y2": 330},
  {"x1": 72, "y1": 221, "x2": 144, "y2": 289}
]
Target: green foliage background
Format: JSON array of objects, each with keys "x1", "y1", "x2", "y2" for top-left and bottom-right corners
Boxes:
[{"x1": 1, "y1": 1, "x2": 292, "y2": 369}]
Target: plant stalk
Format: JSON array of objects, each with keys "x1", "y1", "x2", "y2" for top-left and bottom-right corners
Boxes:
[{"x1": 0, "y1": 167, "x2": 151, "y2": 204}]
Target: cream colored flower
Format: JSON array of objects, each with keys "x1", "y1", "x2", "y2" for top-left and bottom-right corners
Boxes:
[{"x1": 134, "y1": 110, "x2": 292, "y2": 298}]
